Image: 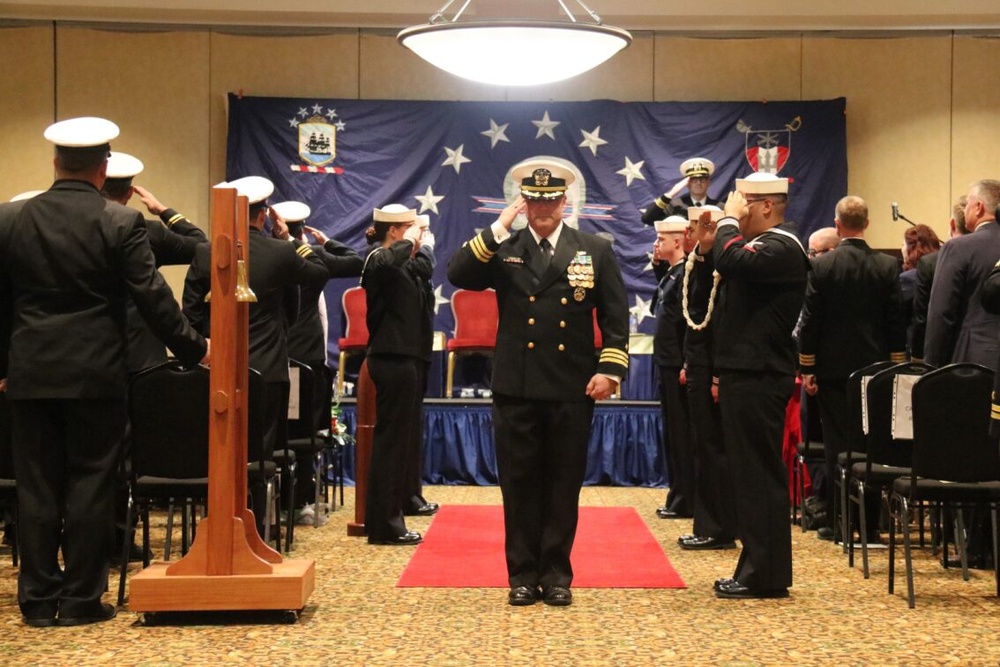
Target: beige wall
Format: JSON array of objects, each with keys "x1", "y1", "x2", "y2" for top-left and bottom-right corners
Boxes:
[{"x1": 2, "y1": 24, "x2": 998, "y2": 256}]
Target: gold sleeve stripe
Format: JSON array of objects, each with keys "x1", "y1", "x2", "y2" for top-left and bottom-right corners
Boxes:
[
  {"x1": 470, "y1": 235, "x2": 494, "y2": 263},
  {"x1": 654, "y1": 197, "x2": 668, "y2": 210},
  {"x1": 798, "y1": 354, "x2": 816, "y2": 364},
  {"x1": 296, "y1": 244, "x2": 313, "y2": 257},
  {"x1": 889, "y1": 352, "x2": 908, "y2": 363},
  {"x1": 166, "y1": 213, "x2": 184, "y2": 227},
  {"x1": 600, "y1": 349, "x2": 630, "y2": 366},
  {"x1": 991, "y1": 404, "x2": 1000, "y2": 418}
]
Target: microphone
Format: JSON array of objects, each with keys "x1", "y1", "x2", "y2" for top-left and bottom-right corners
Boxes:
[{"x1": 891, "y1": 202, "x2": 899, "y2": 222}]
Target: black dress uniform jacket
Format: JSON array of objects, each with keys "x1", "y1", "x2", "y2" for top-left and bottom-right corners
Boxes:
[
  {"x1": 799, "y1": 237, "x2": 907, "y2": 379},
  {"x1": 1, "y1": 181, "x2": 207, "y2": 395},
  {"x1": 447, "y1": 224, "x2": 629, "y2": 399},
  {"x1": 642, "y1": 193, "x2": 720, "y2": 226},
  {"x1": 126, "y1": 208, "x2": 207, "y2": 373},
  {"x1": 363, "y1": 241, "x2": 435, "y2": 363},
  {"x1": 925, "y1": 221, "x2": 1000, "y2": 368},
  {"x1": 652, "y1": 260, "x2": 686, "y2": 368},
  {"x1": 183, "y1": 228, "x2": 330, "y2": 383}
]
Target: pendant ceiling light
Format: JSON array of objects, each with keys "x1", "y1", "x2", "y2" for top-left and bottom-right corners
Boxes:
[{"x1": 398, "y1": 0, "x2": 632, "y2": 87}]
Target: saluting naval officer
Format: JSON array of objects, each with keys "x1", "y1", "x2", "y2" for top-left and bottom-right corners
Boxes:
[
  {"x1": 447, "y1": 160, "x2": 629, "y2": 607},
  {"x1": 642, "y1": 157, "x2": 720, "y2": 226},
  {"x1": 699, "y1": 172, "x2": 809, "y2": 599},
  {"x1": 0, "y1": 117, "x2": 209, "y2": 626}
]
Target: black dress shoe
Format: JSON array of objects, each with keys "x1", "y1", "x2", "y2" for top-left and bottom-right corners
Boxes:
[
  {"x1": 57, "y1": 603, "x2": 117, "y2": 626},
  {"x1": 22, "y1": 614, "x2": 57, "y2": 628},
  {"x1": 817, "y1": 526, "x2": 836, "y2": 541},
  {"x1": 655, "y1": 507, "x2": 692, "y2": 519},
  {"x1": 508, "y1": 586, "x2": 540, "y2": 606},
  {"x1": 680, "y1": 536, "x2": 737, "y2": 551},
  {"x1": 715, "y1": 580, "x2": 789, "y2": 600},
  {"x1": 677, "y1": 534, "x2": 697, "y2": 544},
  {"x1": 368, "y1": 531, "x2": 423, "y2": 546},
  {"x1": 404, "y1": 502, "x2": 440, "y2": 517},
  {"x1": 713, "y1": 577, "x2": 737, "y2": 592},
  {"x1": 541, "y1": 585, "x2": 573, "y2": 606}
]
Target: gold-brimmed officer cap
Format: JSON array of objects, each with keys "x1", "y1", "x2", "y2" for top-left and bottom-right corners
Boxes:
[
  {"x1": 43, "y1": 117, "x2": 119, "y2": 152},
  {"x1": 512, "y1": 160, "x2": 575, "y2": 201},
  {"x1": 105, "y1": 152, "x2": 144, "y2": 179},
  {"x1": 271, "y1": 200, "x2": 311, "y2": 223},
  {"x1": 680, "y1": 157, "x2": 715, "y2": 178},
  {"x1": 222, "y1": 176, "x2": 274, "y2": 205}
]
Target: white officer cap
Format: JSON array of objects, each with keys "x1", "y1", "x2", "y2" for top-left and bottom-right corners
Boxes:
[
  {"x1": 43, "y1": 117, "x2": 119, "y2": 151},
  {"x1": 654, "y1": 215, "x2": 689, "y2": 233},
  {"x1": 680, "y1": 157, "x2": 715, "y2": 178},
  {"x1": 687, "y1": 205, "x2": 724, "y2": 222},
  {"x1": 105, "y1": 152, "x2": 144, "y2": 179},
  {"x1": 271, "y1": 200, "x2": 311, "y2": 223},
  {"x1": 373, "y1": 204, "x2": 416, "y2": 223},
  {"x1": 511, "y1": 159, "x2": 576, "y2": 201},
  {"x1": 735, "y1": 172, "x2": 789, "y2": 195},
  {"x1": 222, "y1": 176, "x2": 274, "y2": 205},
  {"x1": 9, "y1": 190, "x2": 45, "y2": 202}
]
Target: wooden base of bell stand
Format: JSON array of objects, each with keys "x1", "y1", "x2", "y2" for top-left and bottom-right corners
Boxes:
[{"x1": 128, "y1": 559, "x2": 314, "y2": 612}]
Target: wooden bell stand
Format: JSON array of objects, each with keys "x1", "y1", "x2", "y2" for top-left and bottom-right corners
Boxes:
[{"x1": 128, "y1": 186, "x2": 314, "y2": 615}]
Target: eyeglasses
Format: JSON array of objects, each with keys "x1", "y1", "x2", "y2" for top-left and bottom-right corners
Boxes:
[
  {"x1": 745, "y1": 197, "x2": 768, "y2": 206},
  {"x1": 807, "y1": 248, "x2": 830, "y2": 258}
]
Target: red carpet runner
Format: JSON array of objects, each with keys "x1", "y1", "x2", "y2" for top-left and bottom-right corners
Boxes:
[{"x1": 397, "y1": 505, "x2": 685, "y2": 588}]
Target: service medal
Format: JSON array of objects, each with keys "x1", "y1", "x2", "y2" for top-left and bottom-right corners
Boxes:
[{"x1": 574, "y1": 287, "x2": 586, "y2": 302}]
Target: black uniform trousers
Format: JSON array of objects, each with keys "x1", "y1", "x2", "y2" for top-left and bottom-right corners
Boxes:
[
  {"x1": 492, "y1": 393, "x2": 594, "y2": 589},
  {"x1": 293, "y1": 359, "x2": 332, "y2": 508},
  {"x1": 366, "y1": 354, "x2": 424, "y2": 540},
  {"x1": 658, "y1": 364, "x2": 693, "y2": 514},
  {"x1": 719, "y1": 372, "x2": 794, "y2": 591},
  {"x1": 403, "y1": 361, "x2": 430, "y2": 513},
  {"x1": 688, "y1": 368, "x2": 737, "y2": 541},
  {"x1": 10, "y1": 398, "x2": 126, "y2": 619},
  {"x1": 250, "y1": 381, "x2": 288, "y2": 537},
  {"x1": 816, "y1": 378, "x2": 879, "y2": 535}
]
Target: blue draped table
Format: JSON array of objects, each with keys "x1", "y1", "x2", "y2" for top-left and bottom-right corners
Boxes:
[{"x1": 336, "y1": 400, "x2": 665, "y2": 487}]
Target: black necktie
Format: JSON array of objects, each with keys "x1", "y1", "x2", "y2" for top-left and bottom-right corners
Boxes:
[{"x1": 537, "y1": 238, "x2": 552, "y2": 274}]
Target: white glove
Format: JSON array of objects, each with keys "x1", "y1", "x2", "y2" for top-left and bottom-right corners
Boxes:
[
  {"x1": 403, "y1": 224, "x2": 422, "y2": 244},
  {"x1": 420, "y1": 230, "x2": 435, "y2": 248}
]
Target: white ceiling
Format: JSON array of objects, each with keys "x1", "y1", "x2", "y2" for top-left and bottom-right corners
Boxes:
[{"x1": 2, "y1": 0, "x2": 1000, "y2": 32}]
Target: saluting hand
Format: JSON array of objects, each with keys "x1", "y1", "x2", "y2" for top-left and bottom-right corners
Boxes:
[
  {"x1": 664, "y1": 176, "x2": 690, "y2": 200},
  {"x1": 724, "y1": 190, "x2": 749, "y2": 222},
  {"x1": 133, "y1": 185, "x2": 166, "y2": 216},
  {"x1": 304, "y1": 225, "x2": 329, "y2": 244},
  {"x1": 498, "y1": 196, "x2": 527, "y2": 230},
  {"x1": 269, "y1": 207, "x2": 290, "y2": 240},
  {"x1": 691, "y1": 209, "x2": 717, "y2": 254}
]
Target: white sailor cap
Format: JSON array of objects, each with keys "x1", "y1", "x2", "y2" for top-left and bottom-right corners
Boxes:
[
  {"x1": 43, "y1": 117, "x2": 119, "y2": 152},
  {"x1": 680, "y1": 157, "x2": 715, "y2": 178},
  {"x1": 221, "y1": 176, "x2": 274, "y2": 206},
  {"x1": 654, "y1": 215, "x2": 689, "y2": 233},
  {"x1": 105, "y1": 152, "x2": 144, "y2": 180},
  {"x1": 373, "y1": 204, "x2": 417, "y2": 223},
  {"x1": 9, "y1": 190, "x2": 45, "y2": 202},
  {"x1": 687, "y1": 205, "x2": 724, "y2": 222},
  {"x1": 511, "y1": 160, "x2": 575, "y2": 201},
  {"x1": 271, "y1": 200, "x2": 311, "y2": 223},
  {"x1": 735, "y1": 172, "x2": 789, "y2": 195}
]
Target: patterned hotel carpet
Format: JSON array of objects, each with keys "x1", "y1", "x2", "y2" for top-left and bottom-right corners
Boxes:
[{"x1": 1, "y1": 485, "x2": 999, "y2": 666}]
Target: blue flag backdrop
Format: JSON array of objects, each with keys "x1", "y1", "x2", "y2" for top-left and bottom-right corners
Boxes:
[{"x1": 226, "y1": 94, "x2": 847, "y2": 361}]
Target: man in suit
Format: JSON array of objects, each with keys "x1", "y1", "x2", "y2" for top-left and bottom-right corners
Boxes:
[
  {"x1": 925, "y1": 180, "x2": 1000, "y2": 368},
  {"x1": 910, "y1": 197, "x2": 968, "y2": 363},
  {"x1": 183, "y1": 177, "x2": 330, "y2": 539},
  {"x1": 699, "y1": 172, "x2": 809, "y2": 599},
  {"x1": 276, "y1": 200, "x2": 363, "y2": 523},
  {"x1": 799, "y1": 195, "x2": 907, "y2": 543},
  {"x1": 448, "y1": 160, "x2": 629, "y2": 607},
  {"x1": 677, "y1": 205, "x2": 738, "y2": 552},
  {"x1": 100, "y1": 151, "x2": 208, "y2": 374},
  {"x1": 650, "y1": 215, "x2": 694, "y2": 520},
  {"x1": 642, "y1": 157, "x2": 720, "y2": 226},
  {"x1": 0, "y1": 117, "x2": 208, "y2": 627}
]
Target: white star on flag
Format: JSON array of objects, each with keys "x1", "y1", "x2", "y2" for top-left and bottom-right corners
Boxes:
[
  {"x1": 311, "y1": 103, "x2": 324, "y2": 115},
  {"x1": 335, "y1": 120, "x2": 346, "y2": 131},
  {"x1": 481, "y1": 119, "x2": 510, "y2": 149},
  {"x1": 288, "y1": 118, "x2": 300, "y2": 128},
  {"x1": 415, "y1": 185, "x2": 445, "y2": 215},
  {"x1": 616, "y1": 157, "x2": 646, "y2": 187},
  {"x1": 297, "y1": 107, "x2": 308, "y2": 118},
  {"x1": 326, "y1": 108, "x2": 338, "y2": 120},
  {"x1": 433, "y1": 285, "x2": 451, "y2": 315},
  {"x1": 442, "y1": 144, "x2": 472, "y2": 174},
  {"x1": 630, "y1": 294, "x2": 652, "y2": 325},
  {"x1": 532, "y1": 111, "x2": 560, "y2": 140},
  {"x1": 579, "y1": 126, "x2": 608, "y2": 156}
]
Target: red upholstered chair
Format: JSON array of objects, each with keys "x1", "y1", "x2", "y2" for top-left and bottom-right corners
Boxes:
[
  {"x1": 446, "y1": 289, "x2": 499, "y2": 398},
  {"x1": 336, "y1": 286, "x2": 369, "y2": 395}
]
